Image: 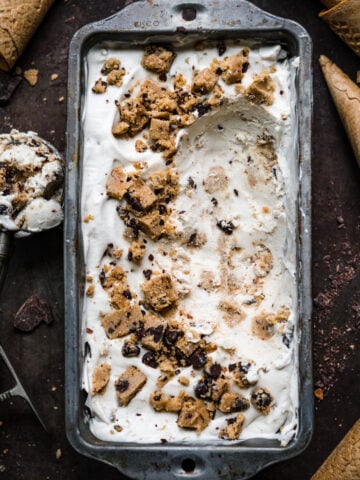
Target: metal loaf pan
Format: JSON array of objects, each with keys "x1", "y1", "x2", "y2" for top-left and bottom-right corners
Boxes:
[{"x1": 65, "y1": 1, "x2": 313, "y2": 478}]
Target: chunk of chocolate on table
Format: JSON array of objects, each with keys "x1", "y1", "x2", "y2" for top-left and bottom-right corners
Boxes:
[
  {"x1": 115, "y1": 366, "x2": 147, "y2": 406},
  {"x1": 13, "y1": 295, "x2": 53, "y2": 332}
]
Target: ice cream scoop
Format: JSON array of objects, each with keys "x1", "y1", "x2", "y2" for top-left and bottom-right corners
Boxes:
[
  {"x1": 0, "y1": 130, "x2": 63, "y2": 431},
  {"x1": 0, "y1": 129, "x2": 64, "y2": 290},
  {"x1": 0, "y1": 129, "x2": 64, "y2": 235}
]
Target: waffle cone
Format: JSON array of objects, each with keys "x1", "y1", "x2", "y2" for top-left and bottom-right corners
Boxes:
[
  {"x1": 0, "y1": 0, "x2": 54, "y2": 71},
  {"x1": 319, "y1": 0, "x2": 360, "y2": 56},
  {"x1": 319, "y1": 55, "x2": 360, "y2": 167},
  {"x1": 311, "y1": 419, "x2": 360, "y2": 480}
]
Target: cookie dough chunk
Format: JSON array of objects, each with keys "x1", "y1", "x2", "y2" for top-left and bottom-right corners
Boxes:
[
  {"x1": 252, "y1": 309, "x2": 289, "y2": 340},
  {"x1": 192, "y1": 67, "x2": 219, "y2": 94},
  {"x1": 128, "y1": 240, "x2": 146, "y2": 264},
  {"x1": 219, "y1": 413, "x2": 245, "y2": 440},
  {"x1": 115, "y1": 366, "x2": 147, "y2": 406},
  {"x1": 230, "y1": 362, "x2": 257, "y2": 389},
  {"x1": 244, "y1": 73, "x2": 275, "y2": 106},
  {"x1": 137, "y1": 210, "x2": 165, "y2": 240},
  {"x1": 92, "y1": 363, "x2": 111, "y2": 395},
  {"x1": 221, "y1": 49, "x2": 249, "y2": 84},
  {"x1": 141, "y1": 312, "x2": 167, "y2": 351},
  {"x1": 204, "y1": 166, "x2": 229, "y2": 194},
  {"x1": 101, "y1": 57, "x2": 121, "y2": 75},
  {"x1": 112, "y1": 121, "x2": 130, "y2": 137},
  {"x1": 150, "y1": 390, "x2": 185, "y2": 412},
  {"x1": 106, "y1": 167, "x2": 131, "y2": 200},
  {"x1": 177, "y1": 398, "x2": 211, "y2": 433},
  {"x1": 251, "y1": 387, "x2": 273, "y2": 415},
  {"x1": 107, "y1": 69, "x2": 126, "y2": 87},
  {"x1": 116, "y1": 99, "x2": 149, "y2": 137},
  {"x1": 252, "y1": 245, "x2": 273, "y2": 277},
  {"x1": 101, "y1": 303, "x2": 143, "y2": 339},
  {"x1": 126, "y1": 178, "x2": 157, "y2": 212},
  {"x1": 92, "y1": 78, "x2": 107, "y2": 94},
  {"x1": 218, "y1": 392, "x2": 250, "y2": 413},
  {"x1": 211, "y1": 377, "x2": 230, "y2": 402},
  {"x1": 149, "y1": 118, "x2": 170, "y2": 142},
  {"x1": 142, "y1": 45, "x2": 175, "y2": 74},
  {"x1": 141, "y1": 274, "x2": 178, "y2": 311}
]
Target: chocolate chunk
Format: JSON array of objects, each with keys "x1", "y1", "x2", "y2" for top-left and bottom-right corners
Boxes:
[
  {"x1": 216, "y1": 220, "x2": 235, "y2": 235},
  {"x1": 282, "y1": 334, "x2": 292, "y2": 348},
  {"x1": 14, "y1": 295, "x2": 53, "y2": 332},
  {"x1": 143, "y1": 269, "x2": 152, "y2": 280},
  {"x1": 194, "y1": 379, "x2": 212, "y2": 400},
  {"x1": 217, "y1": 41, "x2": 227, "y2": 56},
  {"x1": 164, "y1": 328, "x2": 183, "y2": 346},
  {"x1": 142, "y1": 351, "x2": 159, "y2": 368},
  {"x1": 115, "y1": 379, "x2": 129, "y2": 393},
  {"x1": 123, "y1": 289, "x2": 132, "y2": 300},
  {"x1": 208, "y1": 363, "x2": 222, "y2": 379},
  {"x1": 189, "y1": 348, "x2": 207, "y2": 369},
  {"x1": 122, "y1": 341, "x2": 141, "y2": 357}
]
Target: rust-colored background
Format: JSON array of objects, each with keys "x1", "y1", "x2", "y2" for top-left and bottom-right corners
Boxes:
[{"x1": 0, "y1": 1, "x2": 359, "y2": 479}]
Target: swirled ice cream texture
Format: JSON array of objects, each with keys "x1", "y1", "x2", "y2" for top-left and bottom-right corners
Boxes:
[{"x1": 81, "y1": 42, "x2": 299, "y2": 445}]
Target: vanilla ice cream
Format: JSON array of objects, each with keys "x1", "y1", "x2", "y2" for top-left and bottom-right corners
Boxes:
[
  {"x1": 81, "y1": 40, "x2": 299, "y2": 446},
  {"x1": 0, "y1": 130, "x2": 63, "y2": 235}
]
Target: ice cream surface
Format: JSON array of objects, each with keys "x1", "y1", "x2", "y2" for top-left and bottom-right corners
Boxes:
[
  {"x1": 0, "y1": 130, "x2": 63, "y2": 235},
  {"x1": 81, "y1": 41, "x2": 299, "y2": 445}
]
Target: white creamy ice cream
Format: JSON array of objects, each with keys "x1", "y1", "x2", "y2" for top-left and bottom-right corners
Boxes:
[
  {"x1": 81, "y1": 41, "x2": 299, "y2": 446},
  {"x1": 0, "y1": 130, "x2": 64, "y2": 235}
]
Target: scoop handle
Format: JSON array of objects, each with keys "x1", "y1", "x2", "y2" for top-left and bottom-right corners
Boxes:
[{"x1": 0, "y1": 231, "x2": 12, "y2": 293}]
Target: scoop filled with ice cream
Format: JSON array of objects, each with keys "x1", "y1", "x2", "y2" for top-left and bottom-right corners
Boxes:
[
  {"x1": 0, "y1": 129, "x2": 64, "y2": 235},
  {"x1": 0, "y1": 129, "x2": 64, "y2": 291}
]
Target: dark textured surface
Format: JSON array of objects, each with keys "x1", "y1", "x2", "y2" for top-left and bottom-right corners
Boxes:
[{"x1": 0, "y1": 1, "x2": 359, "y2": 479}]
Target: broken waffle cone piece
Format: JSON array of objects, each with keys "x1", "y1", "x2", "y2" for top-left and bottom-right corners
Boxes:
[
  {"x1": 311, "y1": 419, "x2": 360, "y2": 479},
  {"x1": 319, "y1": 0, "x2": 360, "y2": 56},
  {"x1": 319, "y1": 55, "x2": 360, "y2": 167},
  {"x1": 0, "y1": 0, "x2": 54, "y2": 71}
]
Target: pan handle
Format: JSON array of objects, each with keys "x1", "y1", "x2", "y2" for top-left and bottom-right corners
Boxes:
[{"x1": 0, "y1": 231, "x2": 12, "y2": 293}]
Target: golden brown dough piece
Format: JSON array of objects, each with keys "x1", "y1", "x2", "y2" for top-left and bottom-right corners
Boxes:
[
  {"x1": 0, "y1": 0, "x2": 54, "y2": 71},
  {"x1": 311, "y1": 419, "x2": 360, "y2": 480},
  {"x1": 319, "y1": 0, "x2": 360, "y2": 56},
  {"x1": 319, "y1": 55, "x2": 360, "y2": 167}
]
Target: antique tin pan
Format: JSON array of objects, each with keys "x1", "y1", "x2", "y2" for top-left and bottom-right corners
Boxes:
[{"x1": 65, "y1": 1, "x2": 313, "y2": 478}]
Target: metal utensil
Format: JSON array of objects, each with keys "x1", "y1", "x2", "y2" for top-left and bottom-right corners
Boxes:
[
  {"x1": 0, "y1": 343, "x2": 47, "y2": 431},
  {"x1": 0, "y1": 132, "x2": 64, "y2": 431}
]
